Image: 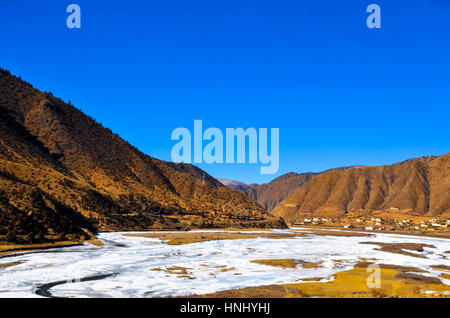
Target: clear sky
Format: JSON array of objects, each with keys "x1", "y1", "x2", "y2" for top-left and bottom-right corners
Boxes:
[{"x1": 1, "y1": 0, "x2": 449, "y2": 184}]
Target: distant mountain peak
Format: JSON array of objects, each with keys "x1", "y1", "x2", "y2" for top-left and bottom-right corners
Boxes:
[
  {"x1": 217, "y1": 178, "x2": 247, "y2": 186},
  {"x1": 220, "y1": 172, "x2": 316, "y2": 211}
]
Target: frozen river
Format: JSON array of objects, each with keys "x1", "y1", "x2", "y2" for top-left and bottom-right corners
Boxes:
[{"x1": 0, "y1": 228, "x2": 449, "y2": 297}]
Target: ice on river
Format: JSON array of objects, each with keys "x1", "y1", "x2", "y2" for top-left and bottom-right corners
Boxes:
[{"x1": 0, "y1": 228, "x2": 448, "y2": 298}]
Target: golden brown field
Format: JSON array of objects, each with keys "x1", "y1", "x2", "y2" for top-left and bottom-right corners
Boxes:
[{"x1": 192, "y1": 264, "x2": 450, "y2": 298}]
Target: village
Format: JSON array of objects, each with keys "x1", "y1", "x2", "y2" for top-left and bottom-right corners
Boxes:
[{"x1": 294, "y1": 216, "x2": 450, "y2": 234}]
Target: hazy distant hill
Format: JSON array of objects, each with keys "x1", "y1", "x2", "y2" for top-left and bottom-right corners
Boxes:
[
  {"x1": 217, "y1": 179, "x2": 251, "y2": 192},
  {"x1": 0, "y1": 69, "x2": 285, "y2": 243},
  {"x1": 220, "y1": 172, "x2": 316, "y2": 211},
  {"x1": 272, "y1": 155, "x2": 450, "y2": 223}
]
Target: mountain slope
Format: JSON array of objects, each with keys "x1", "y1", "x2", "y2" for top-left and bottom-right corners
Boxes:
[
  {"x1": 0, "y1": 69, "x2": 285, "y2": 243},
  {"x1": 220, "y1": 172, "x2": 316, "y2": 211},
  {"x1": 272, "y1": 156, "x2": 450, "y2": 223}
]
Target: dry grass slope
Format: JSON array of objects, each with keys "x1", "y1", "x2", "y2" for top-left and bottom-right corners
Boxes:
[
  {"x1": 0, "y1": 68, "x2": 285, "y2": 244},
  {"x1": 272, "y1": 156, "x2": 450, "y2": 223}
]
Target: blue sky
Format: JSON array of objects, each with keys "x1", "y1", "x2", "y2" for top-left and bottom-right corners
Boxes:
[{"x1": 1, "y1": 0, "x2": 450, "y2": 184}]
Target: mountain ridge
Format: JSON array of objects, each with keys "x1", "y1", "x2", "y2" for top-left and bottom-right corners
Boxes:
[{"x1": 272, "y1": 154, "x2": 450, "y2": 223}]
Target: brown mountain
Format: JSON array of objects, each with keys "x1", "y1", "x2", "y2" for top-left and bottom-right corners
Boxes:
[
  {"x1": 0, "y1": 69, "x2": 285, "y2": 243},
  {"x1": 272, "y1": 155, "x2": 450, "y2": 223},
  {"x1": 220, "y1": 172, "x2": 316, "y2": 211}
]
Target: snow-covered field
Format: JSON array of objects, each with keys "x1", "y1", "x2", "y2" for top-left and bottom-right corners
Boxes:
[{"x1": 0, "y1": 228, "x2": 448, "y2": 298}]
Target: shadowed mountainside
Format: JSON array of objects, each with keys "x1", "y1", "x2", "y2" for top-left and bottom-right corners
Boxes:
[
  {"x1": 272, "y1": 156, "x2": 450, "y2": 223},
  {"x1": 219, "y1": 172, "x2": 316, "y2": 211},
  {"x1": 0, "y1": 69, "x2": 285, "y2": 243}
]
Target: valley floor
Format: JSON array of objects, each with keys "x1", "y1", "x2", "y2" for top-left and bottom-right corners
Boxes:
[{"x1": 0, "y1": 228, "x2": 449, "y2": 298}]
